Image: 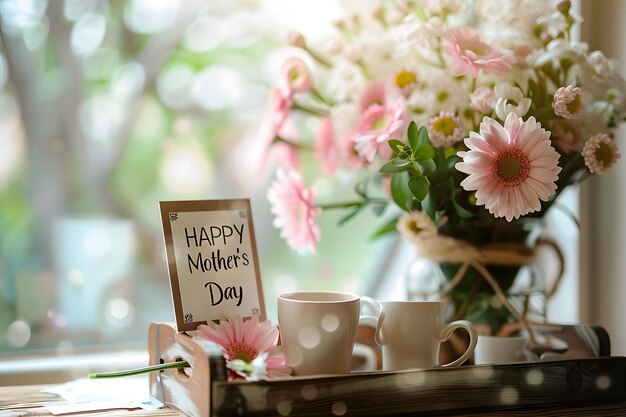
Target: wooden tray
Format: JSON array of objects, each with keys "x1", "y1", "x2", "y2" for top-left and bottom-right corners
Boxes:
[{"x1": 148, "y1": 322, "x2": 624, "y2": 417}]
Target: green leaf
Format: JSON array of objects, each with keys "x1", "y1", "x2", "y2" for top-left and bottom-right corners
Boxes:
[
  {"x1": 408, "y1": 175, "x2": 429, "y2": 202},
  {"x1": 391, "y1": 157, "x2": 411, "y2": 167},
  {"x1": 371, "y1": 203, "x2": 387, "y2": 216},
  {"x1": 421, "y1": 190, "x2": 436, "y2": 220},
  {"x1": 427, "y1": 148, "x2": 449, "y2": 184},
  {"x1": 338, "y1": 206, "x2": 363, "y2": 225},
  {"x1": 417, "y1": 126, "x2": 431, "y2": 146},
  {"x1": 371, "y1": 216, "x2": 399, "y2": 239},
  {"x1": 413, "y1": 144, "x2": 435, "y2": 162},
  {"x1": 391, "y1": 171, "x2": 414, "y2": 212},
  {"x1": 407, "y1": 122, "x2": 419, "y2": 151},
  {"x1": 354, "y1": 179, "x2": 368, "y2": 199},
  {"x1": 435, "y1": 210, "x2": 446, "y2": 223},
  {"x1": 452, "y1": 192, "x2": 477, "y2": 219},
  {"x1": 420, "y1": 159, "x2": 437, "y2": 176},
  {"x1": 380, "y1": 162, "x2": 407, "y2": 173},
  {"x1": 388, "y1": 139, "x2": 406, "y2": 155}
]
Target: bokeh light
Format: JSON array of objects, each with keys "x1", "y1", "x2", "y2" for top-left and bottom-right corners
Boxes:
[
  {"x1": 124, "y1": 0, "x2": 179, "y2": 34},
  {"x1": 105, "y1": 297, "x2": 134, "y2": 327},
  {"x1": 71, "y1": 13, "x2": 106, "y2": 58},
  {"x1": 183, "y1": 15, "x2": 223, "y2": 53},
  {"x1": 160, "y1": 143, "x2": 213, "y2": 195},
  {"x1": 192, "y1": 66, "x2": 243, "y2": 111},
  {"x1": 0, "y1": 0, "x2": 48, "y2": 30},
  {"x1": 298, "y1": 326, "x2": 321, "y2": 349},
  {"x1": 79, "y1": 94, "x2": 125, "y2": 143},
  {"x1": 111, "y1": 63, "x2": 146, "y2": 98},
  {"x1": 22, "y1": 17, "x2": 49, "y2": 50},
  {"x1": 7, "y1": 320, "x2": 31, "y2": 348},
  {"x1": 0, "y1": 96, "x2": 25, "y2": 188},
  {"x1": 64, "y1": 0, "x2": 98, "y2": 22},
  {"x1": 157, "y1": 64, "x2": 195, "y2": 110}
]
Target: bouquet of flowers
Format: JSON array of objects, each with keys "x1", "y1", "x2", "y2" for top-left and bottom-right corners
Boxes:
[{"x1": 263, "y1": 0, "x2": 625, "y2": 335}]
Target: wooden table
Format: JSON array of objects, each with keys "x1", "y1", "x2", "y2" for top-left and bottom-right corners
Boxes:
[{"x1": 2, "y1": 381, "x2": 626, "y2": 417}]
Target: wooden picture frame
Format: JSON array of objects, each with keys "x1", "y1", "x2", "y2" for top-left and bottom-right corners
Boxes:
[{"x1": 159, "y1": 199, "x2": 266, "y2": 332}]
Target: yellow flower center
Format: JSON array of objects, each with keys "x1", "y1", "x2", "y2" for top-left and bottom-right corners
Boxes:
[
  {"x1": 494, "y1": 148, "x2": 530, "y2": 186},
  {"x1": 408, "y1": 220, "x2": 423, "y2": 234},
  {"x1": 595, "y1": 141, "x2": 614, "y2": 167},
  {"x1": 373, "y1": 116, "x2": 388, "y2": 130},
  {"x1": 394, "y1": 70, "x2": 416, "y2": 89},
  {"x1": 432, "y1": 117, "x2": 457, "y2": 137},
  {"x1": 226, "y1": 342, "x2": 257, "y2": 363},
  {"x1": 289, "y1": 68, "x2": 303, "y2": 84}
]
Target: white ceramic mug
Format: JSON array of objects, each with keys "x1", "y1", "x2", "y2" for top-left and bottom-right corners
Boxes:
[
  {"x1": 474, "y1": 335, "x2": 538, "y2": 364},
  {"x1": 365, "y1": 299, "x2": 478, "y2": 371},
  {"x1": 277, "y1": 291, "x2": 381, "y2": 376}
]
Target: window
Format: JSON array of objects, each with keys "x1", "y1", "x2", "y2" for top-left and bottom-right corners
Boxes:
[{"x1": 0, "y1": 0, "x2": 391, "y2": 358}]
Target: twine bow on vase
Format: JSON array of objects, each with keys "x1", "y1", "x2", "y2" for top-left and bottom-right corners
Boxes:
[{"x1": 408, "y1": 233, "x2": 564, "y2": 352}]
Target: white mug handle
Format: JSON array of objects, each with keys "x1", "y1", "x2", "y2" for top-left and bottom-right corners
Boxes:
[
  {"x1": 358, "y1": 296, "x2": 386, "y2": 346},
  {"x1": 439, "y1": 320, "x2": 478, "y2": 367}
]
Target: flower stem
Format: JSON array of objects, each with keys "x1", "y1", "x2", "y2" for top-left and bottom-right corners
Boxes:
[
  {"x1": 292, "y1": 102, "x2": 328, "y2": 116},
  {"x1": 273, "y1": 135, "x2": 313, "y2": 151},
  {"x1": 88, "y1": 361, "x2": 190, "y2": 379},
  {"x1": 317, "y1": 199, "x2": 387, "y2": 210}
]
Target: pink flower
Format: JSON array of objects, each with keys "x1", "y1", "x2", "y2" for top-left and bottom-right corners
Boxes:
[
  {"x1": 314, "y1": 117, "x2": 338, "y2": 175},
  {"x1": 581, "y1": 133, "x2": 620, "y2": 174},
  {"x1": 260, "y1": 86, "x2": 299, "y2": 171},
  {"x1": 359, "y1": 81, "x2": 386, "y2": 111},
  {"x1": 341, "y1": 131, "x2": 368, "y2": 168},
  {"x1": 281, "y1": 57, "x2": 313, "y2": 94},
  {"x1": 456, "y1": 113, "x2": 562, "y2": 221},
  {"x1": 197, "y1": 314, "x2": 291, "y2": 380},
  {"x1": 470, "y1": 87, "x2": 495, "y2": 113},
  {"x1": 352, "y1": 98, "x2": 406, "y2": 162},
  {"x1": 267, "y1": 169, "x2": 321, "y2": 254},
  {"x1": 444, "y1": 27, "x2": 514, "y2": 77},
  {"x1": 552, "y1": 85, "x2": 585, "y2": 119}
]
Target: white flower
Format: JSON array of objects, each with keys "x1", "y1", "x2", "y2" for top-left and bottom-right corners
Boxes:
[
  {"x1": 326, "y1": 60, "x2": 367, "y2": 102},
  {"x1": 428, "y1": 111, "x2": 463, "y2": 148},
  {"x1": 393, "y1": 15, "x2": 445, "y2": 55},
  {"x1": 226, "y1": 352, "x2": 269, "y2": 381},
  {"x1": 536, "y1": 12, "x2": 568, "y2": 41},
  {"x1": 409, "y1": 68, "x2": 470, "y2": 115},
  {"x1": 532, "y1": 39, "x2": 588, "y2": 68},
  {"x1": 494, "y1": 83, "x2": 531, "y2": 121},
  {"x1": 397, "y1": 210, "x2": 438, "y2": 246},
  {"x1": 470, "y1": 87, "x2": 496, "y2": 113},
  {"x1": 423, "y1": 0, "x2": 466, "y2": 16}
]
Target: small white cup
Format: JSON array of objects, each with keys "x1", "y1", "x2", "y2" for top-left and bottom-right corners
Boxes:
[
  {"x1": 277, "y1": 291, "x2": 380, "y2": 376},
  {"x1": 364, "y1": 299, "x2": 478, "y2": 371},
  {"x1": 474, "y1": 335, "x2": 538, "y2": 364}
]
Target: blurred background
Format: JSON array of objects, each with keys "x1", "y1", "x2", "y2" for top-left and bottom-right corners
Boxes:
[
  {"x1": 0, "y1": 0, "x2": 397, "y2": 381},
  {"x1": 0, "y1": 0, "x2": 624, "y2": 385}
]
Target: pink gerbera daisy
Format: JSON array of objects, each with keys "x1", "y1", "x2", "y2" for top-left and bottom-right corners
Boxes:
[
  {"x1": 352, "y1": 98, "x2": 406, "y2": 162},
  {"x1": 197, "y1": 314, "x2": 291, "y2": 380},
  {"x1": 444, "y1": 27, "x2": 514, "y2": 77},
  {"x1": 455, "y1": 113, "x2": 562, "y2": 221},
  {"x1": 267, "y1": 169, "x2": 321, "y2": 254}
]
